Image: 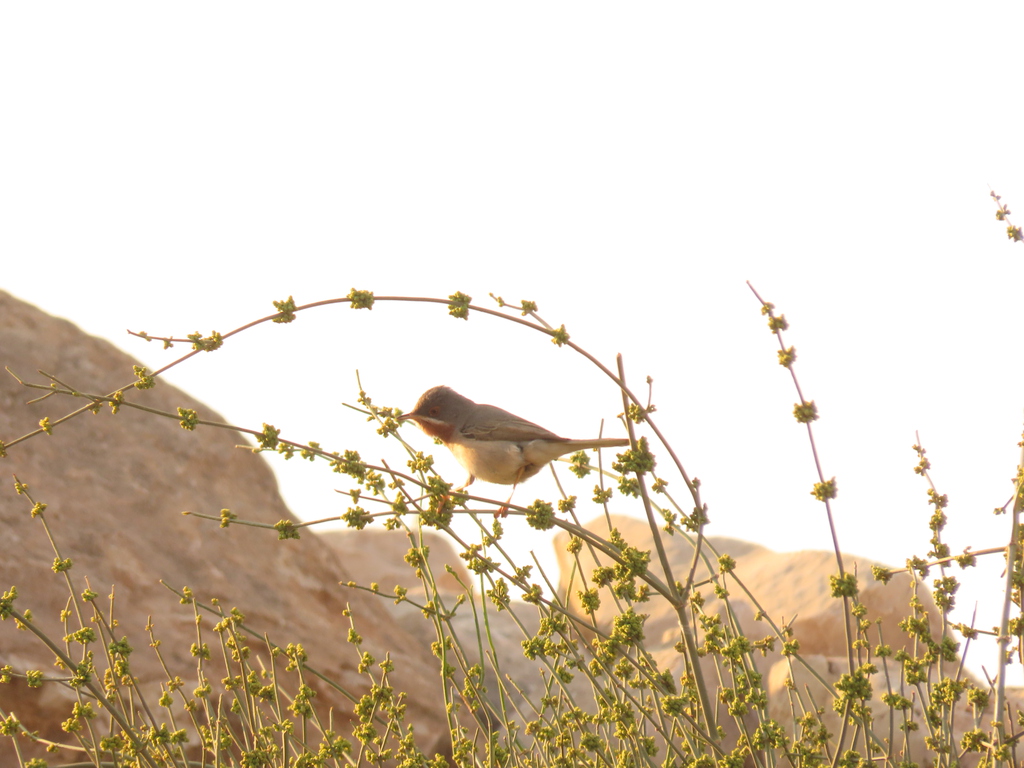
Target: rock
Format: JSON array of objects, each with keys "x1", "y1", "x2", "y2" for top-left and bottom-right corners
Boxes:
[
  {"x1": 552, "y1": 514, "x2": 961, "y2": 760},
  {"x1": 554, "y1": 515, "x2": 943, "y2": 660},
  {"x1": 0, "y1": 290, "x2": 451, "y2": 763},
  {"x1": 317, "y1": 527, "x2": 472, "y2": 598}
]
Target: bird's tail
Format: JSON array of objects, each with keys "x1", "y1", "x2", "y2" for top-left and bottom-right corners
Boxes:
[
  {"x1": 523, "y1": 437, "x2": 629, "y2": 466},
  {"x1": 560, "y1": 438, "x2": 630, "y2": 452}
]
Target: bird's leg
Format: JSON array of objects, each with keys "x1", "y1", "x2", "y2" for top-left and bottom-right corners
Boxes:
[
  {"x1": 495, "y1": 468, "x2": 527, "y2": 519},
  {"x1": 495, "y1": 488, "x2": 516, "y2": 519}
]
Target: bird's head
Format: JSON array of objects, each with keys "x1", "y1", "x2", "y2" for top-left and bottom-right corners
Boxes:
[{"x1": 398, "y1": 385, "x2": 475, "y2": 442}]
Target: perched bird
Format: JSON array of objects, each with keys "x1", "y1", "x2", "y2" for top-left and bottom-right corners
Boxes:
[{"x1": 399, "y1": 385, "x2": 629, "y2": 513}]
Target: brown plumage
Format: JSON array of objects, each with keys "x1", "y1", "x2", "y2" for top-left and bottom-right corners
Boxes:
[{"x1": 399, "y1": 386, "x2": 628, "y2": 513}]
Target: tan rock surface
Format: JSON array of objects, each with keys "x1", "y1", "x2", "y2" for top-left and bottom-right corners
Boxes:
[
  {"x1": 553, "y1": 514, "x2": 961, "y2": 758},
  {"x1": 317, "y1": 527, "x2": 472, "y2": 598},
  {"x1": 0, "y1": 290, "x2": 450, "y2": 762},
  {"x1": 2, "y1": 290, "x2": 999, "y2": 766},
  {"x1": 554, "y1": 514, "x2": 942, "y2": 659}
]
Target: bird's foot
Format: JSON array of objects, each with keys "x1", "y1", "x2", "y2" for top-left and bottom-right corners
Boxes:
[{"x1": 494, "y1": 483, "x2": 519, "y2": 518}]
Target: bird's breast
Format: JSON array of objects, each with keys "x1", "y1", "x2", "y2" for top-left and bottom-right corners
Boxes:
[{"x1": 449, "y1": 439, "x2": 528, "y2": 485}]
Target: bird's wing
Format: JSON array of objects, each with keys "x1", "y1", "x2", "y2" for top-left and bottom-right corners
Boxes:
[{"x1": 460, "y1": 403, "x2": 565, "y2": 443}]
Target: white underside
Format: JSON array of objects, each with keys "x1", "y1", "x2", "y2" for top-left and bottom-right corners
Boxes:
[
  {"x1": 450, "y1": 439, "x2": 531, "y2": 485},
  {"x1": 448, "y1": 438, "x2": 620, "y2": 486}
]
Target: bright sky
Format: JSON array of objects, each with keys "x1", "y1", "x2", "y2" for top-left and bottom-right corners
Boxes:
[{"x1": 2, "y1": 5, "x2": 1023, "y2": 682}]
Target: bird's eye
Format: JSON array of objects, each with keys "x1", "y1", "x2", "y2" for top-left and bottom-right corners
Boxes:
[{"x1": 429, "y1": 406, "x2": 441, "y2": 417}]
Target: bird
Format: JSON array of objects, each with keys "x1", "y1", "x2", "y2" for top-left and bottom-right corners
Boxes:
[{"x1": 398, "y1": 385, "x2": 629, "y2": 514}]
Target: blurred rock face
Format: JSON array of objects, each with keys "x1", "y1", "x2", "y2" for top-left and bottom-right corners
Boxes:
[
  {"x1": 2, "y1": 290, "x2": 1012, "y2": 767},
  {"x1": 0, "y1": 290, "x2": 450, "y2": 762},
  {"x1": 554, "y1": 515, "x2": 1016, "y2": 768}
]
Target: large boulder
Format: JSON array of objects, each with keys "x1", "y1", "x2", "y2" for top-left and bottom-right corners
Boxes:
[
  {"x1": 0, "y1": 290, "x2": 450, "y2": 762},
  {"x1": 554, "y1": 514, "x2": 943, "y2": 661}
]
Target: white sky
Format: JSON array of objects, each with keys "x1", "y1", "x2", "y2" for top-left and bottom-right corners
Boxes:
[{"x1": 2, "y1": 4, "x2": 1024, "y2": 682}]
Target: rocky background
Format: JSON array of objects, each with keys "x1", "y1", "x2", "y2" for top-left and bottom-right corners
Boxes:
[
  {"x1": 0, "y1": 290, "x2": 454, "y2": 762},
  {"x1": 0, "y1": 289, "x2": 1013, "y2": 766}
]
